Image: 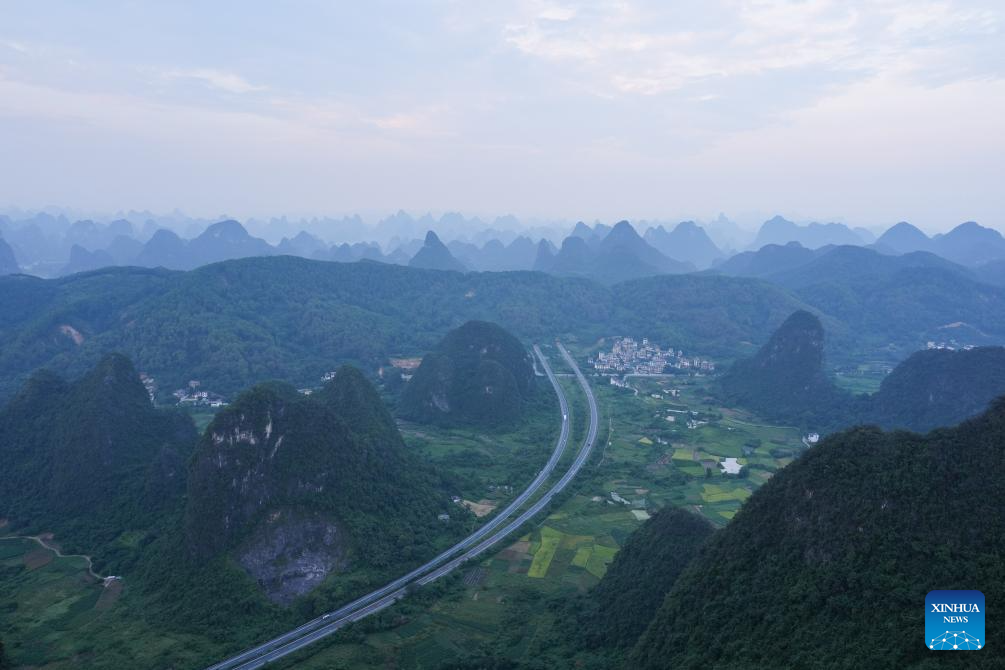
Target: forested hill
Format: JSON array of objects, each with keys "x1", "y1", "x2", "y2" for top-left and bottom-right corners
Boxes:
[
  {"x1": 0, "y1": 257, "x2": 808, "y2": 401},
  {"x1": 721, "y1": 311, "x2": 1005, "y2": 433},
  {"x1": 574, "y1": 508, "x2": 714, "y2": 653},
  {"x1": 185, "y1": 365, "x2": 457, "y2": 602},
  {"x1": 2, "y1": 255, "x2": 1005, "y2": 403},
  {"x1": 628, "y1": 398, "x2": 1005, "y2": 669},
  {"x1": 866, "y1": 346, "x2": 1005, "y2": 432},
  {"x1": 719, "y1": 310, "x2": 849, "y2": 426},
  {"x1": 400, "y1": 320, "x2": 535, "y2": 427},
  {"x1": 0, "y1": 353, "x2": 197, "y2": 559}
]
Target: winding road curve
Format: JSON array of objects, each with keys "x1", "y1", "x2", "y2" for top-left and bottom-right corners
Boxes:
[
  {"x1": 0, "y1": 533, "x2": 108, "y2": 582},
  {"x1": 206, "y1": 342, "x2": 598, "y2": 670}
]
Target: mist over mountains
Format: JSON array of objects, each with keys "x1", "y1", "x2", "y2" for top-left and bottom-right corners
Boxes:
[{"x1": 4, "y1": 207, "x2": 1003, "y2": 288}]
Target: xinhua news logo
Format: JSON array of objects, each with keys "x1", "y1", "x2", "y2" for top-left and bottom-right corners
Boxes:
[{"x1": 926, "y1": 590, "x2": 984, "y2": 651}]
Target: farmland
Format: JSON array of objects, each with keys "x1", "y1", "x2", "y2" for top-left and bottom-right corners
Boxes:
[
  {"x1": 281, "y1": 349, "x2": 809, "y2": 669},
  {"x1": 0, "y1": 537, "x2": 221, "y2": 669},
  {"x1": 0, "y1": 346, "x2": 808, "y2": 670}
]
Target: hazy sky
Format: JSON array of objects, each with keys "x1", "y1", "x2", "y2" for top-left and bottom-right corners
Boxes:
[{"x1": 1, "y1": 1, "x2": 1003, "y2": 231}]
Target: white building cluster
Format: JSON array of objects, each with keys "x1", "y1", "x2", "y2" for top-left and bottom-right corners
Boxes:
[
  {"x1": 591, "y1": 337, "x2": 715, "y2": 375},
  {"x1": 172, "y1": 379, "x2": 227, "y2": 408}
]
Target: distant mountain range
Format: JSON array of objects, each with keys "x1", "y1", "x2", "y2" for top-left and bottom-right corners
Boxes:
[
  {"x1": 408, "y1": 231, "x2": 467, "y2": 272},
  {"x1": 3, "y1": 209, "x2": 1005, "y2": 284},
  {"x1": 538, "y1": 220, "x2": 694, "y2": 284},
  {"x1": 643, "y1": 221, "x2": 723, "y2": 269},
  {"x1": 0, "y1": 236, "x2": 19, "y2": 275},
  {"x1": 718, "y1": 243, "x2": 966, "y2": 289},
  {"x1": 876, "y1": 220, "x2": 1005, "y2": 265},
  {"x1": 750, "y1": 215, "x2": 870, "y2": 249}
]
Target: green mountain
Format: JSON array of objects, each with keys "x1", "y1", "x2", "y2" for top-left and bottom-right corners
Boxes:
[
  {"x1": 629, "y1": 398, "x2": 1005, "y2": 669},
  {"x1": 722, "y1": 311, "x2": 1005, "y2": 433},
  {"x1": 3, "y1": 254, "x2": 1004, "y2": 405},
  {"x1": 867, "y1": 346, "x2": 1005, "y2": 432},
  {"x1": 720, "y1": 310, "x2": 847, "y2": 426},
  {"x1": 715, "y1": 240, "x2": 817, "y2": 277},
  {"x1": 575, "y1": 508, "x2": 713, "y2": 652},
  {"x1": 795, "y1": 265, "x2": 1005, "y2": 355},
  {"x1": 185, "y1": 365, "x2": 453, "y2": 602},
  {"x1": 399, "y1": 320, "x2": 535, "y2": 427},
  {"x1": 767, "y1": 246, "x2": 966, "y2": 291},
  {"x1": 0, "y1": 353, "x2": 196, "y2": 558}
]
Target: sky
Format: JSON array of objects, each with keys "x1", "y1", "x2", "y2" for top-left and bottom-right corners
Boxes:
[{"x1": 1, "y1": 0, "x2": 1003, "y2": 232}]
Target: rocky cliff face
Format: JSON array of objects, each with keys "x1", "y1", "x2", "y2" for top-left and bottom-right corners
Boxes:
[
  {"x1": 237, "y1": 508, "x2": 349, "y2": 604},
  {"x1": 185, "y1": 368, "x2": 452, "y2": 603}
]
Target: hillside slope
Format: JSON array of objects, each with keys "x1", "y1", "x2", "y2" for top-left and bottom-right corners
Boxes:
[
  {"x1": 867, "y1": 346, "x2": 1005, "y2": 432},
  {"x1": 399, "y1": 320, "x2": 535, "y2": 427},
  {"x1": 186, "y1": 366, "x2": 455, "y2": 602},
  {"x1": 0, "y1": 354, "x2": 196, "y2": 559},
  {"x1": 720, "y1": 310, "x2": 847, "y2": 425},
  {"x1": 630, "y1": 399, "x2": 1005, "y2": 669}
]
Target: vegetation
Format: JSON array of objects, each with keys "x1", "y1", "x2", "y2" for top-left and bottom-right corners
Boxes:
[
  {"x1": 867, "y1": 346, "x2": 1005, "y2": 431},
  {"x1": 0, "y1": 356, "x2": 469, "y2": 668},
  {"x1": 400, "y1": 320, "x2": 535, "y2": 427},
  {"x1": 6, "y1": 254, "x2": 1003, "y2": 405},
  {"x1": 275, "y1": 368, "x2": 809, "y2": 670},
  {"x1": 721, "y1": 310, "x2": 1005, "y2": 433},
  {"x1": 186, "y1": 366, "x2": 461, "y2": 569},
  {"x1": 0, "y1": 353, "x2": 196, "y2": 566},
  {"x1": 719, "y1": 310, "x2": 849, "y2": 427},
  {"x1": 630, "y1": 399, "x2": 1005, "y2": 669},
  {"x1": 574, "y1": 507, "x2": 713, "y2": 651}
]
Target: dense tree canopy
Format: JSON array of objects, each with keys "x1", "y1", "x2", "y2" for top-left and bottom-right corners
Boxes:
[
  {"x1": 629, "y1": 399, "x2": 1005, "y2": 669},
  {"x1": 400, "y1": 320, "x2": 535, "y2": 427}
]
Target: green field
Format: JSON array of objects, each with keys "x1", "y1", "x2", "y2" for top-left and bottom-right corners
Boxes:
[
  {"x1": 280, "y1": 351, "x2": 809, "y2": 669},
  {"x1": 1, "y1": 346, "x2": 809, "y2": 670},
  {"x1": 0, "y1": 537, "x2": 224, "y2": 669}
]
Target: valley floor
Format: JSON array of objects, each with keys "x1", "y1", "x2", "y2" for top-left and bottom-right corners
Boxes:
[
  {"x1": 261, "y1": 348, "x2": 807, "y2": 669},
  {"x1": 0, "y1": 346, "x2": 806, "y2": 670}
]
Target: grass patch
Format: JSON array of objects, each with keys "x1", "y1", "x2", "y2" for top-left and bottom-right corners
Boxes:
[
  {"x1": 527, "y1": 528, "x2": 561, "y2": 578},
  {"x1": 585, "y1": 545, "x2": 618, "y2": 578}
]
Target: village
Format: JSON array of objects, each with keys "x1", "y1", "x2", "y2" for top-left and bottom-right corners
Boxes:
[
  {"x1": 171, "y1": 380, "x2": 228, "y2": 408},
  {"x1": 590, "y1": 336, "x2": 715, "y2": 376}
]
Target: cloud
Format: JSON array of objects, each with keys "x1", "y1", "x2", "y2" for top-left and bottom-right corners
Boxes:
[
  {"x1": 163, "y1": 68, "x2": 267, "y2": 94},
  {"x1": 2, "y1": 39, "x2": 28, "y2": 53},
  {"x1": 499, "y1": 0, "x2": 1003, "y2": 97}
]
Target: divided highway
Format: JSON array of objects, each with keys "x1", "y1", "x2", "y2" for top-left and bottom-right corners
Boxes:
[{"x1": 206, "y1": 342, "x2": 598, "y2": 670}]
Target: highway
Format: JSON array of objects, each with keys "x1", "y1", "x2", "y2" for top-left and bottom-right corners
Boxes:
[{"x1": 206, "y1": 342, "x2": 598, "y2": 670}]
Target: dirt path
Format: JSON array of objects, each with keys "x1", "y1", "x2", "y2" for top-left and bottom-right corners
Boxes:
[
  {"x1": 722, "y1": 416, "x2": 792, "y2": 430},
  {"x1": 0, "y1": 533, "x2": 109, "y2": 582}
]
